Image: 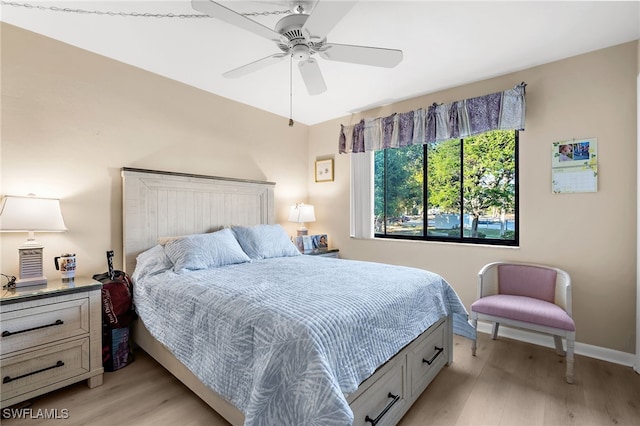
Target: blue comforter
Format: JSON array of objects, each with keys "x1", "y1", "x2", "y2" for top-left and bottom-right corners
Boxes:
[{"x1": 133, "y1": 254, "x2": 473, "y2": 425}]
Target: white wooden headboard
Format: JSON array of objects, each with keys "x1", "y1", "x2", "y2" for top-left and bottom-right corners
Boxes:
[{"x1": 121, "y1": 168, "x2": 275, "y2": 273}]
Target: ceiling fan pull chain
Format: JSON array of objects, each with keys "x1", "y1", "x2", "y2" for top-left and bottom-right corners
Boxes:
[
  {"x1": 0, "y1": 1, "x2": 290, "y2": 19},
  {"x1": 289, "y1": 54, "x2": 294, "y2": 127},
  {"x1": 243, "y1": 10, "x2": 291, "y2": 18}
]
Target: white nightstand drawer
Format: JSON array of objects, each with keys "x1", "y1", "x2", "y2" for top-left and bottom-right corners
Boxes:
[
  {"x1": 1, "y1": 280, "x2": 103, "y2": 408},
  {"x1": 407, "y1": 318, "x2": 447, "y2": 396},
  {"x1": 1, "y1": 298, "x2": 89, "y2": 356},
  {"x1": 1, "y1": 337, "x2": 91, "y2": 401}
]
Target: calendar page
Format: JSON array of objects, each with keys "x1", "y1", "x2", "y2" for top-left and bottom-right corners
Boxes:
[{"x1": 551, "y1": 138, "x2": 597, "y2": 193}]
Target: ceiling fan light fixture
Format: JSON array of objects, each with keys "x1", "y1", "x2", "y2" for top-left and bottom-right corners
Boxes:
[
  {"x1": 291, "y1": 1, "x2": 313, "y2": 15},
  {"x1": 291, "y1": 44, "x2": 310, "y2": 61}
]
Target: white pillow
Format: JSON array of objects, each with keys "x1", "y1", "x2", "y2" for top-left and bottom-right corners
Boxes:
[
  {"x1": 232, "y1": 224, "x2": 301, "y2": 260},
  {"x1": 132, "y1": 245, "x2": 174, "y2": 282},
  {"x1": 164, "y1": 228, "x2": 251, "y2": 272}
]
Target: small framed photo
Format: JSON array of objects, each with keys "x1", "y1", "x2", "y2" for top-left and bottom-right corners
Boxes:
[
  {"x1": 295, "y1": 236, "x2": 314, "y2": 252},
  {"x1": 315, "y1": 159, "x2": 334, "y2": 182},
  {"x1": 311, "y1": 234, "x2": 328, "y2": 249}
]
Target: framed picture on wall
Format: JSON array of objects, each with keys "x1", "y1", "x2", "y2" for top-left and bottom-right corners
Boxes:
[{"x1": 315, "y1": 159, "x2": 334, "y2": 182}]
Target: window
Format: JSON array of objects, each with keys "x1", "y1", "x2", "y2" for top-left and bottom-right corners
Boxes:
[{"x1": 374, "y1": 130, "x2": 518, "y2": 245}]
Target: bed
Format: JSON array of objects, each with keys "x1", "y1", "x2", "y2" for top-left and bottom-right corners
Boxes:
[{"x1": 122, "y1": 167, "x2": 474, "y2": 426}]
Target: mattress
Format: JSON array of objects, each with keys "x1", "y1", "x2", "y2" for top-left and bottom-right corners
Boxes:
[{"x1": 133, "y1": 251, "x2": 474, "y2": 425}]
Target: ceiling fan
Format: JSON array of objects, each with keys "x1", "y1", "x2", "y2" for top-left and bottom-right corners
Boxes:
[{"x1": 191, "y1": 0, "x2": 403, "y2": 96}]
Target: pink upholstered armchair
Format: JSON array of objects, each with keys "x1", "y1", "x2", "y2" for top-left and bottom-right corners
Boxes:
[{"x1": 470, "y1": 261, "x2": 575, "y2": 383}]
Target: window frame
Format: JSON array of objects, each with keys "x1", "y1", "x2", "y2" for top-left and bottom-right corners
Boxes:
[{"x1": 374, "y1": 131, "x2": 519, "y2": 247}]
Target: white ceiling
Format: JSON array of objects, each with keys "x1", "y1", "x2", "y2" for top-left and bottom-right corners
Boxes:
[{"x1": 2, "y1": 1, "x2": 639, "y2": 125}]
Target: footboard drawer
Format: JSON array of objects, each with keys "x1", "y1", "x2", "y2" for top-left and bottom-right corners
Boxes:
[
  {"x1": 351, "y1": 358, "x2": 407, "y2": 426},
  {"x1": 407, "y1": 319, "x2": 447, "y2": 396}
]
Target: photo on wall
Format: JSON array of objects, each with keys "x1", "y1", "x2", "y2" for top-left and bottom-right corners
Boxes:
[{"x1": 315, "y1": 159, "x2": 334, "y2": 182}]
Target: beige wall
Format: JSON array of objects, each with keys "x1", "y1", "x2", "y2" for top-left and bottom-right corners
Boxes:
[
  {"x1": 1, "y1": 23, "x2": 637, "y2": 354},
  {"x1": 308, "y1": 41, "x2": 638, "y2": 353},
  {"x1": 0, "y1": 23, "x2": 310, "y2": 278},
  {"x1": 636, "y1": 40, "x2": 640, "y2": 370}
]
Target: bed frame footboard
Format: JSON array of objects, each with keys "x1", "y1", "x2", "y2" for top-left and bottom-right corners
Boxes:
[{"x1": 133, "y1": 315, "x2": 452, "y2": 426}]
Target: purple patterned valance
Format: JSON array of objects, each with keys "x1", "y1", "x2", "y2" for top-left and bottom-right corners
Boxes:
[{"x1": 339, "y1": 82, "x2": 526, "y2": 154}]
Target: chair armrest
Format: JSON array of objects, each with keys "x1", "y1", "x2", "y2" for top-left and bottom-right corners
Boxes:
[
  {"x1": 478, "y1": 262, "x2": 501, "y2": 298},
  {"x1": 554, "y1": 268, "x2": 572, "y2": 315}
]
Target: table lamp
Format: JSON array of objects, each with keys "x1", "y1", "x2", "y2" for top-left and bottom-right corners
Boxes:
[
  {"x1": 288, "y1": 203, "x2": 315, "y2": 236},
  {"x1": 0, "y1": 195, "x2": 67, "y2": 287}
]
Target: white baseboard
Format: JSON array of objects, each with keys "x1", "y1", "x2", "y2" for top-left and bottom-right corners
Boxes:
[{"x1": 476, "y1": 322, "x2": 636, "y2": 368}]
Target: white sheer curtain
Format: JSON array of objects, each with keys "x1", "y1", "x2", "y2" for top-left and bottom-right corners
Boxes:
[{"x1": 350, "y1": 151, "x2": 374, "y2": 239}]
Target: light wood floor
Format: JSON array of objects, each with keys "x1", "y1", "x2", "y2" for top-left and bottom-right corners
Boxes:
[{"x1": 3, "y1": 334, "x2": 639, "y2": 425}]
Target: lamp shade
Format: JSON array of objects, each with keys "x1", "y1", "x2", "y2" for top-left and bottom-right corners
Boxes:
[
  {"x1": 0, "y1": 195, "x2": 67, "y2": 232},
  {"x1": 288, "y1": 203, "x2": 316, "y2": 223}
]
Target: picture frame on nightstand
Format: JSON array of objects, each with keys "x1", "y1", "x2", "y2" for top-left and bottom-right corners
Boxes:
[
  {"x1": 295, "y1": 234, "x2": 338, "y2": 258},
  {"x1": 296, "y1": 234, "x2": 328, "y2": 253}
]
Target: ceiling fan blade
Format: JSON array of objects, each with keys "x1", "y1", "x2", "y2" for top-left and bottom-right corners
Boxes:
[
  {"x1": 298, "y1": 59, "x2": 327, "y2": 96},
  {"x1": 319, "y1": 43, "x2": 403, "y2": 68},
  {"x1": 302, "y1": 1, "x2": 357, "y2": 41},
  {"x1": 191, "y1": 0, "x2": 284, "y2": 43},
  {"x1": 223, "y1": 54, "x2": 288, "y2": 79}
]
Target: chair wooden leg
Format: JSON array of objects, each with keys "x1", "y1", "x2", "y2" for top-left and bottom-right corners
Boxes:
[
  {"x1": 553, "y1": 335, "x2": 566, "y2": 356},
  {"x1": 471, "y1": 318, "x2": 478, "y2": 356},
  {"x1": 566, "y1": 336, "x2": 575, "y2": 384},
  {"x1": 491, "y1": 322, "x2": 499, "y2": 340}
]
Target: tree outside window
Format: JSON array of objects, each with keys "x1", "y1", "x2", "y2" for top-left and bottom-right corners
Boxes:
[{"x1": 374, "y1": 130, "x2": 518, "y2": 246}]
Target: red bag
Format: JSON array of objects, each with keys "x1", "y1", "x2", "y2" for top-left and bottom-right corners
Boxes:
[
  {"x1": 92, "y1": 270, "x2": 136, "y2": 329},
  {"x1": 93, "y1": 269, "x2": 136, "y2": 371}
]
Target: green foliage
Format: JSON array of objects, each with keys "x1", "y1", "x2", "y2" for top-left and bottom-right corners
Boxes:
[
  {"x1": 462, "y1": 130, "x2": 516, "y2": 216},
  {"x1": 375, "y1": 130, "x2": 516, "y2": 242},
  {"x1": 427, "y1": 130, "x2": 515, "y2": 237},
  {"x1": 502, "y1": 230, "x2": 516, "y2": 240},
  {"x1": 446, "y1": 229, "x2": 461, "y2": 237},
  {"x1": 374, "y1": 144, "x2": 423, "y2": 220},
  {"x1": 426, "y1": 139, "x2": 460, "y2": 212}
]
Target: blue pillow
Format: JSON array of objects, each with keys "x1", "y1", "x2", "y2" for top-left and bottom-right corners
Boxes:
[
  {"x1": 232, "y1": 224, "x2": 301, "y2": 260},
  {"x1": 164, "y1": 228, "x2": 251, "y2": 272}
]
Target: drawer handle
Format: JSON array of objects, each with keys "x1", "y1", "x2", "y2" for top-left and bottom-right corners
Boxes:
[
  {"x1": 3, "y1": 360, "x2": 65, "y2": 384},
  {"x1": 365, "y1": 392, "x2": 400, "y2": 426},
  {"x1": 423, "y1": 346, "x2": 444, "y2": 365},
  {"x1": 2, "y1": 319, "x2": 64, "y2": 337}
]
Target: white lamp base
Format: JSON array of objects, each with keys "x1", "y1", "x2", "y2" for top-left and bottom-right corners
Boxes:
[
  {"x1": 16, "y1": 276, "x2": 48, "y2": 288},
  {"x1": 17, "y1": 245, "x2": 48, "y2": 287}
]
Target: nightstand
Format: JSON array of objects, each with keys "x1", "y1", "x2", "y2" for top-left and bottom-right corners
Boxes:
[
  {"x1": 0, "y1": 278, "x2": 104, "y2": 408},
  {"x1": 303, "y1": 248, "x2": 339, "y2": 258}
]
